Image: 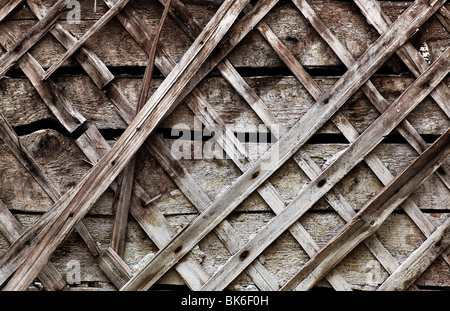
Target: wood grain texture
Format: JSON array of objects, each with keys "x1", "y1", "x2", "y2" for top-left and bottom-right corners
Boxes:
[
  {"x1": 283, "y1": 128, "x2": 450, "y2": 291},
  {"x1": 123, "y1": 0, "x2": 446, "y2": 291},
  {"x1": 0, "y1": 0, "x2": 70, "y2": 79},
  {"x1": 0, "y1": 0, "x2": 251, "y2": 291}
]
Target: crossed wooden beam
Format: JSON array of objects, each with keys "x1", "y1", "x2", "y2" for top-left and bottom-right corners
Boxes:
[{"x1": 0, "y1": 0, "x2": 448, "y2": 291}]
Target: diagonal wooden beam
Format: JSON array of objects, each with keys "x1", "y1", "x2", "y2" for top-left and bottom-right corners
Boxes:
[
  {"x1": 283, "y1": 127, "x2": 450, "y2": 291},
  {"x1": 377, "y1": 216, "x2": 450, "y2": 291},
  {"x1": 121, "y1": 0, "x2": 446, "y2": 290},
  {"x1": 436, "y1": 6, "x2": 450, "y2": 31},
  {"x1": 0, "y1": 0, "x2": 71, "y2": 79},
  {"x1": 110, "y1": 0, "x2": 172, "y2": 258},
  {"x1": 114, "y1": 0, "x2": 350, "y2": 290},
  {"x1": 77, "y1": 126, "x2": 212, "y2": 290},
  {"x1": 0, "y1": 200, "x2": 67, "y2": 291},
  {"x1": 0, "y1": 24, "x2": 86, "y2": 133},
  {"x1": 352, "y1": 0, "x2": 450, "y2": 190},
  {"x1": 278, "y1": 0, "x2": 450, "y2": 266},
  {"x1": 107, "y1": 87, "x2": 280, "y2": 290},
  {"x1": 27, "y1": 0, "x2": 114, "y2": 89},
  {"x1": 199, "y1": 48, "x2": 450, "y2": 290},
  {"x1": 41, "y1": 0, "x2": 133, "y2": 81},
  {"x1": 0, "y1": 0, "x2": 25, "y2": 23},
  {"x1": 22, "y1": 0, "x2": 243, "y2": 289},
  {"x1": 0, "y1": 0, "x2": 251, "y2": 291},
  {"x1": 354, "y1": 0, "x2": 450, "y2": 120}
]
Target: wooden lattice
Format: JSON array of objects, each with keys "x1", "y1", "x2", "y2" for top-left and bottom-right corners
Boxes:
[{"x1": 0, "y1": 0, "x2": 449, "y2": 291}]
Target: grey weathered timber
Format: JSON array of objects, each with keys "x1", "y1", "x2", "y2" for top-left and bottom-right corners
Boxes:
[
  {"x1": 377, "y1": 216, "x2": 450, "y2": 291},
  {"x1": 0, "y1": 0, "x2": 251, "y2": 291},
  {"x1": 41, "y1": 0, "x2": 133, "y2": 81},
  {"x1": 27, "y1": 0, "x2": 114, "y2": 89},
  {"x1": 354, "y1": 0, "x2": 450, "y2": 120},
  {"x1": 112, "y1": 0, "x2": 350, "y2": 289},
  {"x1": 105, "y1": 84, "x2": 280, "y2": 290},
  {"x1": 97, "y1": 247, "x2": 133, "y2": 289},
  {"x1": 122, "y1": 0, "x2": 446, "y2": 291},
  {"x1": 286, "y1": 0, "x2": 450, "y2": 266},
  {"x1": 137, "y1": 0, "x2": 171, "y2": 109},
  {"x1": 283, "y1": 127, "x2": 450, "y2": 291},
  {"x1": 352, "y1": 0, "x2": 450, "y2": 188},
  {"x1": 54, "y1": 0, "x2": 280, "y2": 289},
  {"x1": 0, "y1": 0, "x2": 25, "y2": 23},
  {"x1": 198, "y1": 46, "x2": 450, "y2": 290},
  {"x1": 76, "y1": 125, "x2": 276, "y2": 291},
  {"x1": 0, "y1": 0, "x2": 71, "y2": 79},
  {"x1": 0, "y1": 200, "x2": 67, "y2": 291},
  {"x1": 0, "y1": 24, "x2": 85, "y2": 133}
]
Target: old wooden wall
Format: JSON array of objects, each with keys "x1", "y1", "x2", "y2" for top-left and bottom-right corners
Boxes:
[{"x1": 0, "y1": 0, "x2": 449, "y2": 291}]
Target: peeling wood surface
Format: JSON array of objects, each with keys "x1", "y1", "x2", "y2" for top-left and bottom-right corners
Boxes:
[{"x1": 0, "y1": 0, "x2": 449, "y2": 291}]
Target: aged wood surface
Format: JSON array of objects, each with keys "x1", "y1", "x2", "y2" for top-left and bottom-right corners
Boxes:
[
  {"x1": 0, "y1": 0, "x2": 448, "y2": 291},
  {"x1": 198, "y1": 45, "x2": 450, "y2": 291},
  {"x1": 282, "y1": 128, "x2": 450, "y2": 290},
  {"x1": 1, "y1": 1, "x2": 448, "y2": 70},
  {"x1": 122, "y1": 0, "x2": 447, "y2": 290},
  {"x1": 0, "y1": 0, "x2": 252, "y2": 290},
  {"x1": 0, "y1": 0, "x2": 71, "y2": 79}
]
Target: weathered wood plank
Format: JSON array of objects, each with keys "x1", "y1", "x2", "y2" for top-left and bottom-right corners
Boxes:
[
  {"x1": 41, "y1": 0, "x2": 133, "y2": 80},
  {"x1": 1, "y1": 75, "x2": 448, "y2": 135},
  {"x1": 354, "y1": 0, "x2": 450, "y2": 116},
  {"x1": 1, "y1": 210, "x2": 449, "y2": 289},
  {"x1": 378, "y1": 216, "x2": 450, "y2": 291},
  {"x1": 0, "y1": 129, "x2": 447, "y2": 216},
  {"x1": 26, "y1": 0, "x2": 115, "y2": 89},
  {"x1": 198, "y1": 46, "x2": 450, "y2": 290},
  {"x1": 0, "y1": 200, "x2": 67, "y2": 291},
  {"x1": 0, "y1": 0, "x2": 70, "y2": 79},
  {"x1": 0, "y1": 0, "x2": 251, "y2": 291},
  {"x1": 122, "y1": 0, "x2": 446, "y2": 291},
  {"x1": 0, "y1": 0, "x2": 25, "y2": 23},
  {"x1": 137, "y1": 0, "x2": 171, "y2": 109},
  {"x1": 96, "y1": 247, "x2": 133, "y2": 289},
  {"x1": 282, "y1": 128, "x2": 450, "y2": 291},
  {"x1": 0, "y1": 23, "x2": 85, "y2": 133},
  {"x1": 268, "y1": 0, "x2": 448, "y2": 267},
  {"x1": 2, "y1": 1, "x2": 448, "y2": 70},
  {"x1": 76, "y1": 125, "x2": 213, "y2": 290},
  {"x1": 107, "y1": 0, "x2": 351, "y2": 290},
  {"x1": 106, "y1": 79, "x2": 281, "y2": 289}
]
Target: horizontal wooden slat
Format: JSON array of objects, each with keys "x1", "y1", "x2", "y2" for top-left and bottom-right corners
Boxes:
[
  {"x1": 2, "y1": 1, "x2": 448, "y2": 70},
  {"x1": 0, "y1": 0, "x2": 252, "y2": 291}
]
